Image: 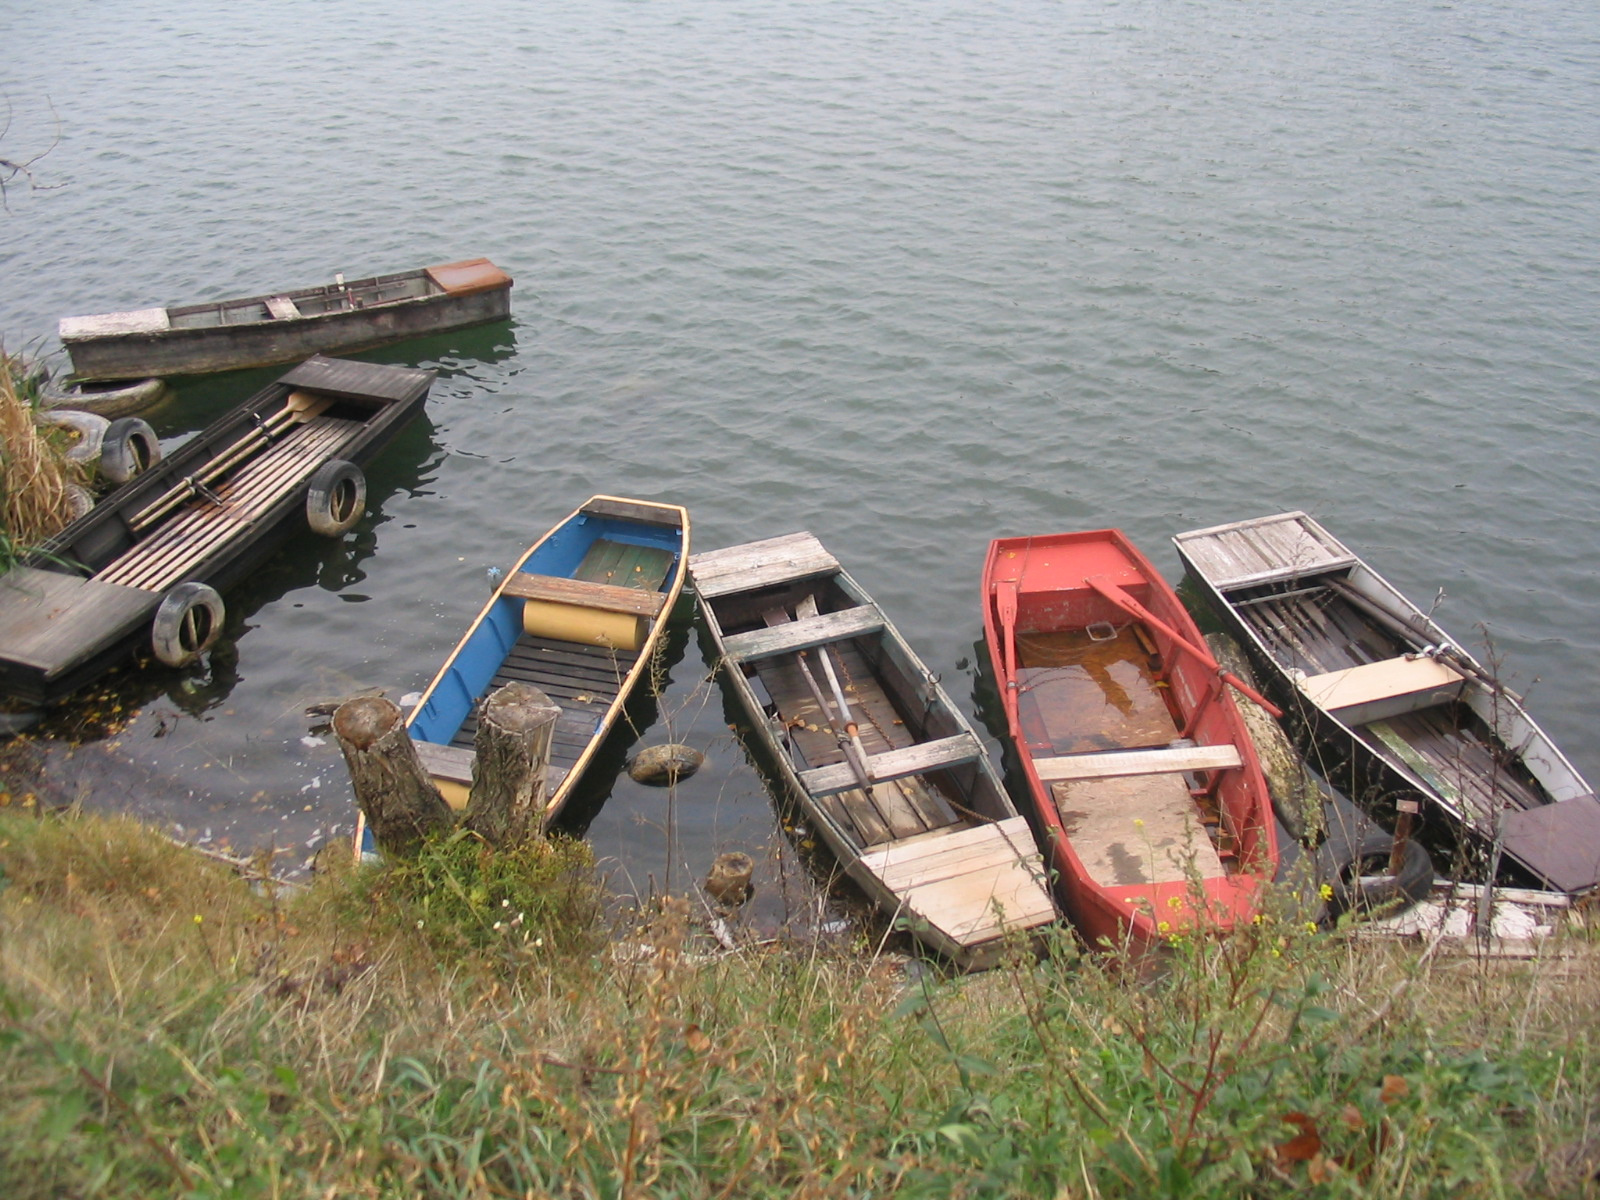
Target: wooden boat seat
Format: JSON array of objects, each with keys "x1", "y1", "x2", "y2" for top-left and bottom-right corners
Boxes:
[
  {"x1": 1051, "y1": 773, "x2": 1226, "y2": 889},
  {"x1": 799, "y1": 731, "x2": 982, "y2": 797},
  {"x1": 1033, "y1": 743, "x2": 1243, "y2": 783},
  {"x1": 265, "y1": 295, "x2": 302, "y2": 321},
  {"x1": 688, "y1": 531, "x2": 839, "y2": 599},
  {"x1": 858, "y1": 816, "x2": 1057, "y2": 944},
  {"x1": 414, "y1": 738, "x2": 569, "y2": 810},
  {"x1": 1297, "y1": 655, "x2": 1464, "y2": 724},
  {"x1": 500, "y1": 572, "x2": 667, "y2": 618},
  {"x1": 722, "y1": 604, "x2": 884, "y2": 662}
]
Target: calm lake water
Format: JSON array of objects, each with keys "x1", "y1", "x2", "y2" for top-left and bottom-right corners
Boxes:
[{"x1": 3, "y1": 0, "x2": 1598, "y2": 929}]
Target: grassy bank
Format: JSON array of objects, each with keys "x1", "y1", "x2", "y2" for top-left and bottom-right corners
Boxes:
[
  {"x1": 0, "y1": 807, "x2": 1595, "y2": 1199},
  {"x1": 1, "y1": 351, "x2": 79, "y2": 569}
]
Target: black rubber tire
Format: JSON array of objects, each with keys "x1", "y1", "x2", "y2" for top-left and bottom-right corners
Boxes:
[
  {"x1": 1319, "y1": 828, "x2": 1434, "y2": 918},
  {"x1": 305, "y1": 459, "x2": 366, "y2": 537},
  {"x1": 101, "y1": 417, "x2": 162, "y2": 485},
  {"x1": 151, "y1": 582, "x2": 225, "y2": 667}
]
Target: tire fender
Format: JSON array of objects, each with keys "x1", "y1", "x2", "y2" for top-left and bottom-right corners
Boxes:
[
  {"x1": 151, "y1": 582, "x2": 225, "y2": 667},
  {"x1": 1318, "y1": 828, "x2": 1434, "y2": 918},
  {"x1": 101, "y1": 417, "x2": 163, "y2": 485},
  {"x1": 34, "y1": 409, "x2": 110, "y2": 466},
  {"x1": 305, "y1": 458, "x2": 366, "y2": 537}
]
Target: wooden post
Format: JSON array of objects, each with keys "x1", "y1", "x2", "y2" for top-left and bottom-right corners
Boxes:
[
  {"x1": 332, "y1": 696, "x2": 454, "y2": 857},
  {"x1": 465, "y1": 681, "x2": 561, "y2": 847}
]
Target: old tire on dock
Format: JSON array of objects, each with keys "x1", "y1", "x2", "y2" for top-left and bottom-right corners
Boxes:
[
  {"x1": 1320, "y1": 827, "x2": 1433, "y2": 919},
  {"x1": 151, "y1": 582, "x2": 225, "y2": 667},
  {"x1": 101, "y1": 417, "x2": 163, "y2": 485},
  {"x1": 305, "y1": 459, "x2": 366, "y2": 537}
]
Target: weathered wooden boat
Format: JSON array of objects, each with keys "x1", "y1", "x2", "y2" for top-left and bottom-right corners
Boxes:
[
  {"x1": 0, "y1": 356, "x2": 434, "y2": 705},
  {"x1": 692, "y1": 532, "x2": 1058, "y2": 970},
  {"x1": 981, "y1": 529, "x2": 1280, "y2": 953},
  {"x1": 1174, "y1": 511, "x2": 1600, "y2": 895},
  {"x1": 59, "y1": 258, "x2": 512, "y2": 383},
  {"x1": 399, "y1": 496, "x2": 690, "y2": 830}
]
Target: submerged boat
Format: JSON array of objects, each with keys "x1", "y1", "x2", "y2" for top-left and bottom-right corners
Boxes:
[
  {"x1": 981, "y1": 529, "x2": 1279, "y2": 952},
  {"x1": 1174, "y1": 511, "x2": 1600, "y2": 895},
  {"x1": 401, "y1": 496, "x2": 689, "y2": 829},
  {"x1": 59, "y1": 258, "x2": 512, "y2": 383},
  {"x1": 692, "y1": 532, "x2": 1058, "y2": 970},
  {"x1": 0, "y1": 356, "x2": 434, "y2": 704}
]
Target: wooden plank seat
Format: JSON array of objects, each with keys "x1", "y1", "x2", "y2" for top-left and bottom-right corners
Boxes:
[
  {"x1": 723, "y1": 604, "x2": 884, "y2": 662},
  {"x1": 97, "y1": 416, "x2": 360, "y2": 592},
  {"x1": 1033, "y1": 743, "x2": 1243, "y2": 783},
  {"x1": 414, "y1": 739, "x2": 569, "y2": 804},
  {"x1": 859, "y1": 816, "x2": 1056, "y2": 943},
  {"x1": 1297, "y1": 655, "x2": 1464, "y2": 723},
  {"x1": 265, "y1": 295, "x2": 302, "y2": 321},
  {"x1": 799, "y1": 731, "x2": 982, "y2": 797},
  {"x1": 1051, "y1": 773, "x2": 1226, "y2": 888},
  {"x1": 688, "y1": 530, "x2": 840, "y2": 599},
  {"x1": 500, "y1": 571, "x2": 666, "y2": 618}
]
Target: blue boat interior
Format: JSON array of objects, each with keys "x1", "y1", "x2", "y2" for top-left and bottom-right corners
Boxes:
[{"x1": 409, "y1": 511, "x2": 681, "y2": 752}]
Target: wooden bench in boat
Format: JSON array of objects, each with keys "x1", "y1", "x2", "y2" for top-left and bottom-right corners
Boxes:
[
  {"x1": 500, "y1": 572, "x2": 667, "y2": 618},
  {"x1": 265, "y1": 295, "x2": 302, "y2": 321},
  {"x1": 722, "y1": 604, "x2": 883, "y2": 662},
  {"x1": 1050, "y1": 772, "x2": 1227, "y2": 888},
  {"x1": 858, "y1": 816, "x2": 1056, "y2": 945},
  {"x1": 688, "y1": 530, "x2": 840, "y2": 599},
  {"x1": 97, "y1": 416, "x2": 361, "y2": 593},
  {"x1": 414, "y1": 739, "x2": 569, "y2": 809},
  {"x1": 1033, "y1": 743, "x2": 1243, "y2": 783},
  {"x1": 1297, "y1": 655, "x2": 1464, "y2": 725},
  {"x1": 799, "y1": 731, "x2": 982, "y2": 797}
]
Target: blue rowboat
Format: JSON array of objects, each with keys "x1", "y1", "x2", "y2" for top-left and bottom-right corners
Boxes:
[{"x1": 357, "y1": 495, "x2": 689, "y2": 852}]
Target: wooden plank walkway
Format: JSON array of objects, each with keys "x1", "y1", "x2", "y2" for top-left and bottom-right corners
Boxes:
[{"x1": 98, "y1": 416, "x2": 360, "y2": 592}]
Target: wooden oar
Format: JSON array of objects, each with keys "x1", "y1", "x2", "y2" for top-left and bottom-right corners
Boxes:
[
  {"x1": 795, "y1": 595, "x2": 875, "y2": 785},
  {"x1": 128, "y1": 391, "x2": 331, "y2": 531},
  {"x1": 1083, "y1": 574, "x2": 1283, "y2": 717},
  {"x1": 993, "y1": 578, "x2": 1022, "y2": 726},
  {"x1": 763, "y1": 601, "x2": 874, "y2": 796}
]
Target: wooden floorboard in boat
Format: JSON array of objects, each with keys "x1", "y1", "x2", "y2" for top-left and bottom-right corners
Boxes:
[
  {"x1": 752, "y1": 641, "x2": 960, "y2": 846},
  {"x1": 1014, "y1": 627, "x2": 1179, "y2": 755},
  {"x1": 1052, "y1": 773, "x2": 1225, "y2": 888},
  {"x1": 1363, "y1": 706, "x2": 1544, "y2": 828}
]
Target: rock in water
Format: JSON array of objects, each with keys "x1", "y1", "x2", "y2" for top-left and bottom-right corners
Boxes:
[{"x1": 627, "y1": 743, "x2": 705, "y2": 786}]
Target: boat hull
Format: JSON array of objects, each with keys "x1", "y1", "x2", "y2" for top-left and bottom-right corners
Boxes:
[
  {"x1": 981, "y1": 529, "x2": 1278, "y2": 954},
  {"x1": 692, "y1": 531, "x2": 1057, "y2": 970},
  {"x1": 1174, "y1": 511, "x2": 1600, "y2": 895},
  {"x1": 60, "y1": 260, "x2": 512, "y2": 382},
  {"x1": 401, "y1": 496, "x2": 689, "y2": 831},
  {"x1": 0, "y1": 357, "x2": 434, "y2": 705}
]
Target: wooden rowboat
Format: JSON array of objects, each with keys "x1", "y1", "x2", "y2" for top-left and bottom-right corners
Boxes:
[
  {"x1": 59, "y1": 258, "x2": 512, "y2": 383},
  {"x1": 0, "y1": 356, "x2": 433, "y2": 705},
  {"x1": 692, "y1": 532, "x2": 1058, "y2": 971},
  {"x1": 981, "y1": 529, "x2": 1279, "y2": 953},
  {"x1": 1174, "y1": 511, "x2": 1600, "y2": 895},
  {"x1": 400, "y1": 496, "x2": 689, "y2": 830}
]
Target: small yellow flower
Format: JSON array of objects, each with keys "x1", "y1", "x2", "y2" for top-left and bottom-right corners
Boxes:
[
  {"x1": 1319, "y1": 883, "x2": 1334, "y2": 901},
  {"x1": 1133, "y1": 818, "x2": 1145, "y2": 828},
  {"x1": 1305, "y1": 921, "x2": 1319, "y2": 933},
  {"x1": 193, "y1": 914, "x2": 203, "y2": 926},
  {"x1": 1158, "y1": 921, "x2": 1171, "y2": 933}
]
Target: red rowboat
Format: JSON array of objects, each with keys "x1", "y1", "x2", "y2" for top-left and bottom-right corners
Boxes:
[{"x1": 981, "y1": 529, "x2": 1279, "y2": 953}]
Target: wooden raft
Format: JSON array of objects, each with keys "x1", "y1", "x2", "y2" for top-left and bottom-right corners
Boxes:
[
  {"x1": 97, "y1": 416, "x2": 361, "y2": 593},
  {"x1": 443, "y1": 538, "x2": 675, "y2": 785}
]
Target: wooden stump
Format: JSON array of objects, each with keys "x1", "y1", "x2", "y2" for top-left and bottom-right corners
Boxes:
[
  {"x1": 465, "y1": 681, "x2": 561, "y2": 847},
  {"x1": 333, "y1": 696, "x2": 453, "y2": 858}
]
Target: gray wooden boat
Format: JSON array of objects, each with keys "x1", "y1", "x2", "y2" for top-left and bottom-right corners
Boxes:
[
  {"x1": 691, "y1": 532, "x2": 1058, "y2": 969},
  {"x1": 0, "y1": 357, "x2": 434, "y2": 705},
  {"x1": 1174, "y1": 512, "x2": 1600, "y2": 895},
  {"x1": 59, "y1": 259, "x2": 511, "y2": 383}
]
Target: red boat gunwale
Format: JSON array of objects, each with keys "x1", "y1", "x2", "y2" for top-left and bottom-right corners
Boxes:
[{"x1": 981, "y1": 528, "x2": 1279, "y2": 952}]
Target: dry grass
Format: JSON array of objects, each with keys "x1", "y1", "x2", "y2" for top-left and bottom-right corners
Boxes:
[
  {"x1": 1, "y1": 806, "x2": 1597, "y2": 1198},
  {"x1": 1, "y1": 350, "x2": 80, "y2": 554}
]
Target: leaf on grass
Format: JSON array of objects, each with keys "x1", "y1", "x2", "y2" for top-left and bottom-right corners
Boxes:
[
  {"x1": 1380, "y1": 1075, "x2": 1409, "y2": 1105},
  {"x1": 1340, "y1": 1103, "x2": 1365, "y2": 1132},
  {"x1": 1275, "y1": 1112, "x2": 1322, "y2": 1163},
  {"x1": 683, "y1": 1024, "x2": 711, "y2": 1054}
]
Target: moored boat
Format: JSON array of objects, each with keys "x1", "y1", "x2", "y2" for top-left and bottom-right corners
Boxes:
[
  {"x1": 59, "y1": 258, "x2": 513, "y2": 382},
  {"x1": 981, "y1": 529, "x2": 1279, "y2": 953},
  {"x1": 1174, "y1": 511, "x2": 1600, "y2": 895},
  {"x1": 692, "y1": 532, "x2": 1058, "y2": 971},
  {"x1": 0, "y1": 356, "x2": 434, "y2": 704},
  {"x1": 400, "y1": 496, "x2": 689, "y2": 831}
]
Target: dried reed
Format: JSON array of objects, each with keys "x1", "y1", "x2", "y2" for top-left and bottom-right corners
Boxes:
[{"x1": 0, "y1": 350, "x2": 79, "y2": 555}]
